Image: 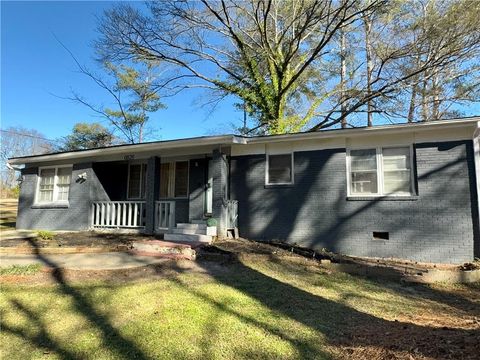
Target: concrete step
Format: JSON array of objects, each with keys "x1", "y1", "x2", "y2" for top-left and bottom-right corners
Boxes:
[
  {"x1": 131, "y1": 240, "x2": 195, "y2": 260},
  {"x1": 173, "y1": 226, "x2": 217, "y2": 236},
  {"x1": 164, "y1": 233, "x2": 212, "y2": 244},
  {"x1": 173, "y1": 228, "x2": 206, "y2": 235},
  {"x1": 191, "y1": 219, "x2": 207, "y2": 224},
  {"x1": 176, "y1": 223, "x2": 207, "y2": 230}
]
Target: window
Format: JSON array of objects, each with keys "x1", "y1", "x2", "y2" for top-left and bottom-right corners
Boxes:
[
  {"x1": 266, "y1": 153, "x2": 293, "y2": 185},
  {"x1": 160, "y1": 161, "x2": 189, "y2": 198},
  {"x1": 56, "y1": 167, "x2": 72, "y2": 201},
  {"x1": 349, "y1": 149, "x2": 378, "y2": 194},
  {"x1": 348, "y1": 146, "x2": 413, "y2": 196},
  {"x1": 383, "y1": 147, "x2": 411, "y2": 194},
  {"x1": 128, "y1": 163, "x2": 147, "y2": 199},
  {"x1": 36, "y1": 166, "x2": 72, "y2": 203}
]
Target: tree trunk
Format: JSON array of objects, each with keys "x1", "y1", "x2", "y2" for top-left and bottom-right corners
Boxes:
[
  {"x1": 364, "y1": 14, "x2": 373, "y2": 127},
  {"x1": 340, "y1": 27, "x2": 347, "y2": 129},
  {"x1": 421, "y1": 75, "x2": 429, "y2": 121},
  {"x1": 431, "y1": 72, "x2": 440, "y2": 120},
  {"x1": 407, "y1": 83, "x2": 417, "y2": 123}
]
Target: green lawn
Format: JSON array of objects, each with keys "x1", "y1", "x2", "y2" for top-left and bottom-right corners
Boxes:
[
  {"x1": 1, "y1": 247, "x2": 479, "y2": 359},
  {"x1": 0, "y1": 264, "x2": 41, "y2": 276}
]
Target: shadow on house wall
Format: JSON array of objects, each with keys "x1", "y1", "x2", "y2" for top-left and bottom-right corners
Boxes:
[{"x1": 230, "y1": 140, "x2": 478, "y2": 264}]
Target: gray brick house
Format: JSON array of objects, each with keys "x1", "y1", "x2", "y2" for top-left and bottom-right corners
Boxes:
[{"x1": 9, "y1": 118, "x2": 480, "y2": 264}]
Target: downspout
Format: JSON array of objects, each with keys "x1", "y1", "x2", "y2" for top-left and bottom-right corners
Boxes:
[{"x1": 473, "y1": 121, "x2": 480, "y2": 257}]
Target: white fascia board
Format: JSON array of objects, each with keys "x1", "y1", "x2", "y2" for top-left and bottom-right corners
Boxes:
[
  {"x1": 7, "y1": 117, "x2": 478, "y2": 165},
  {"x1": 9, "y1": 135, "x2": 243, "y2": 165},
  {"x1": 245, "y1": 117, "x2": 479, "y2": 145}
]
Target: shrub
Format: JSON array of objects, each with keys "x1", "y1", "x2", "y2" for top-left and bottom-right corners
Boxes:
[
  {"x1": 206, "y1": 218, "x2": 217, "y2": 227},
  {"x1": 37, "y1": 230, "x2": 54, "y2": 241}
]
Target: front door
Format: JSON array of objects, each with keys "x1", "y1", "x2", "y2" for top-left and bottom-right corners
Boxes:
[{"x1": 205, "y1": 160, "x2": 213, "y2": 215}]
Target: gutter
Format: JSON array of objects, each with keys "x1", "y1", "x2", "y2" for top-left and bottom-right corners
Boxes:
[
  {"x1": 246, "y1": 117, "x2": 479, "y2": 144},
  {"x1": 7, "y1": 117, "x2": 479, "y2": 165},
  {"x1": 9, "y1": 135, "x2": 245, "y2": 165}
]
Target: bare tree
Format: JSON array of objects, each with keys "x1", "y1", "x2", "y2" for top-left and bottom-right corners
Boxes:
[
  {"x1": 95, "y1": 0, "x2": 479, "y2": 133},
  {"x1": 0, "y1": 127, "x2": 52, "y2": 188},
  {"x1": 381, "y1": 0, "x2": 480, "y2": 122},
  {"x1": 96, "y1": 0, "x2": 384, "y2": 134}
]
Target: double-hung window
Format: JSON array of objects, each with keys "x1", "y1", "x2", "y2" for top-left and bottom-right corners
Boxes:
[
  {"x1": 127, "y1": 163, "x2": 147, "y2": 199},
  {"x1": 348, "y1": 146, "x2": 414, "y2": 196},
  {"x1": 36, "y1": 166, "x2": 72, "y2": 204},
  {"x1": 160, "y1": 161, "x2": 189, "y2": 198},
  {"x1": 266, "y1": 153, "x2": 294, "y2": 185}
]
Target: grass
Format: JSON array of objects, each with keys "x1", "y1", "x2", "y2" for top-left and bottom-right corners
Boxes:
[
  {"x1": 1, "y1": 249, "x2": 478, "y2": 360},
  {"x1": 0, "y1": 264, "x2": 42, "y2": 276},
  {"x1": 37, "y1": 230, "x2": 55, "y2": 241}
]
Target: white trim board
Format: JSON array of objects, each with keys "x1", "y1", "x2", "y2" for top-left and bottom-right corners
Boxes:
[{"x1": 9, "y1": 117, "x2": 479, "y2": 165}]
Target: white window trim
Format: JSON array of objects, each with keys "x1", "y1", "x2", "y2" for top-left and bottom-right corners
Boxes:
[
  {"x1": 265, "y1": 153, "x2": 295, "y2": 186},
  {"x1": 346, "y1": 145, "x2": 415, "y2": 197},
  {"x1": 159, "y1": 160, "x2": 190, "y2": 199},
  {"x1": 34, "y1": 165, "x2": 73, "y2": 205},
  {"x1": 127, "y1": 162, "x2": 147, "y2": 200}
]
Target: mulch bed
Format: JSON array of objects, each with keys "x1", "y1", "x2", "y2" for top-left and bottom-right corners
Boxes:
[{"x1": 0, "y1": 231, "x2": 153, "y2": 249}]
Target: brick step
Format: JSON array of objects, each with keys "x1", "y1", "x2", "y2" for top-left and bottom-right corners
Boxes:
[
  {"x1": 131, "y1": 240, "x2": 195, "y2": 259},
  {"x1": 164, "y1": 233, "x2": 213, "y2": 244}
]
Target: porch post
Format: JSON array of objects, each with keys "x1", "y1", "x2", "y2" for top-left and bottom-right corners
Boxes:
[
  {"x1": 211, "y1": 149, "x2": 228, "y2": 238},
  {"x1": 145, "y1": 156, "x2": 160, "y2": 234}
]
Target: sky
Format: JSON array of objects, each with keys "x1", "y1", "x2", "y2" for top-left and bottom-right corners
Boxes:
[
  {"x1": 1, "y1": 1, "x2": 479, "y2": 144},
  {"x1": 1, "y1": 1, "x2": 244, "y2": 142}
]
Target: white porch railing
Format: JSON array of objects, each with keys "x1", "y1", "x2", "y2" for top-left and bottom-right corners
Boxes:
[
  {"x1": 91, "y1": 201, "x2": 146, "y2": 229},
  {"x1": 155, "y1": 201, "x2": 175, "y2": 231}
]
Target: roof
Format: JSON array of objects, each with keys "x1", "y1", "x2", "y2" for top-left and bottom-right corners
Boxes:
[{"x1": 8, "y1": 116, "x2": 479, "y2": 165}]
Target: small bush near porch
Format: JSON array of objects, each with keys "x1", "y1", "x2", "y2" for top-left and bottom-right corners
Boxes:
[{"x1": 1, "y1": 241, "x2": 479, "y2": 360}]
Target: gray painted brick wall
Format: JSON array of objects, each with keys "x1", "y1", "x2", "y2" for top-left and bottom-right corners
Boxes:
[
  {"x1": 212, "y1": 149, "x2": 228, "y2": 237},
  {"x1": 230, "y1": 140, "x2": 478, "y2": 264},
  {"x1": 17, "y1": 162, "x2": 107, "y2": 231}
]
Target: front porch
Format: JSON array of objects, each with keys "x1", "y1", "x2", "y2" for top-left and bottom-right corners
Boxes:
[{"x1": 88, "y1": 148, "x2": 237, "y2": 240}]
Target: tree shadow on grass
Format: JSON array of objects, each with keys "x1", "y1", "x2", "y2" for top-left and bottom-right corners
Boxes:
[
  {"x1": 192, "y1": 254, "x2": 480, "y2": 359},
  {"x1": 2, "y1": 238, "x2": 478, "y2": 359},
  {"x1": 262, "y1": 252, "x2": 480, "y2": 317},
  {"x1": 1, "y1": 299, "x2": 77, "y2": 360},
  {"x1": 1, "y1": 238, "x2": 150, "y2": 360}
]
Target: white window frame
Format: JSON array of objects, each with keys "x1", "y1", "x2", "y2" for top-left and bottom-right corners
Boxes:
[
  {"x1": 35, "y1": 165, "x2": 73, "y2": 205},
  {"x1": 127, "y1": 162, "x2": 147, "y2": 200},
  {"x1": 265, "y1": 153, "x2": 295, "y2": 186},
  {"x1": 346, "y1": 145, "x2": 415, "y2": 197},
  {"x1": 159, "y1": 160, "x2": 190, "y2": 199}
]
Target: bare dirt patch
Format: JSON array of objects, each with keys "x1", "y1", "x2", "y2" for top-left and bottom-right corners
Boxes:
[
  {"x1": 1, "y1": 231, "x2": 152, "y2": 249},
  {"x1": 0, "y1": 198, "x2": 17, "y2": 230}
]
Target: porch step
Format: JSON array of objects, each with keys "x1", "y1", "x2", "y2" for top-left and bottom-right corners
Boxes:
[
  {"x1": 164, "y1": 233, "x2": 213, "y2": 244},
  {"x1": 191, "y1": 219, "x2": 207, "y2": 224},
  {"x1": 173, "y1": 225, "x2": 217, "y2": 236},
  {"x1": 130, "y1": 240, "x2": 196, "y2": 260},
  {"x1": 176, "y1": 223, "x2": 207, "y2": 230},
  {"x1": 173, "y1": 228, "x2": 206, "y2": 235}
]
